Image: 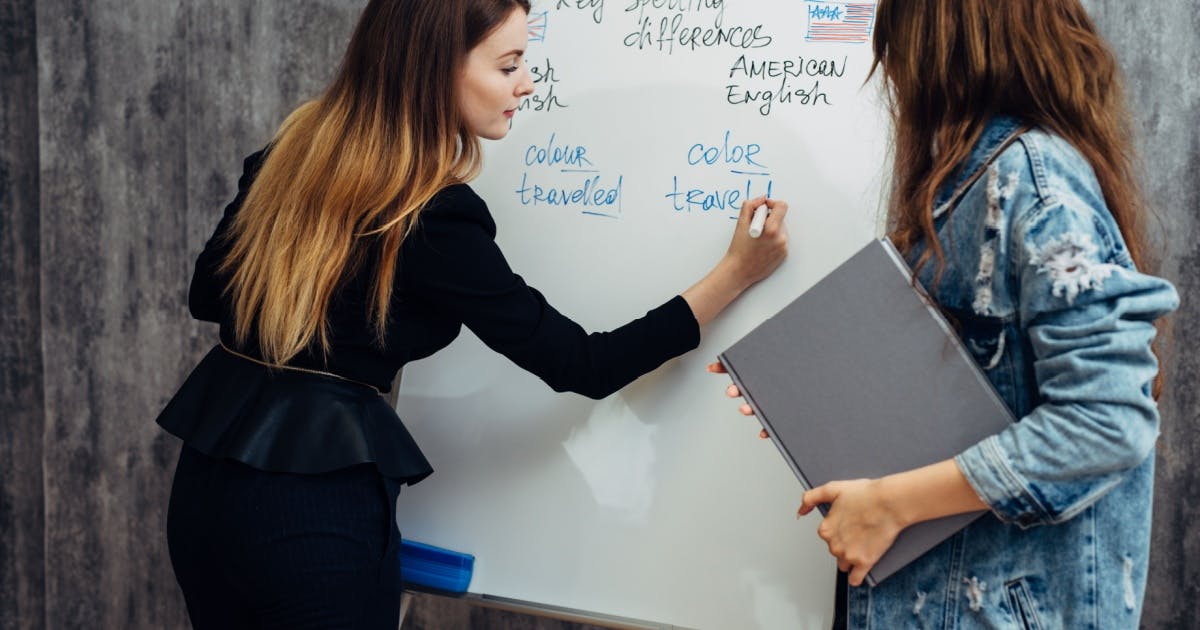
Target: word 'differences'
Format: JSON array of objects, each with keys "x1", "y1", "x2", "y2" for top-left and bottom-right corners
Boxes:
[
  {"x1": 666, "y1": 131, "x2": 774, "y2": 216},
  {"x1": 544, "y1": 0, "x2": 875, "y2": 118},
  {"x1": 516, "y1": 133, "x2": 624, "y2": 219},
  {"x1": 623, "y1": 0, "x2": 772, "y2": 54}
]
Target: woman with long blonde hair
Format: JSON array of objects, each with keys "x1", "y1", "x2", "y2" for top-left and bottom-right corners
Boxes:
[
  {"x1": 716, "y1": 0, "x2": 1176, "y2": 627},
  {"x1": 158, "y1": 0, "x2": 788, "y2": 626}
]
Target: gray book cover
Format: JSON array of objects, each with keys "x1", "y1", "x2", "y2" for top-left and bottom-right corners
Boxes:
[{"x1": 718, "y1": 238, "x2": 1015, "y2": 585}]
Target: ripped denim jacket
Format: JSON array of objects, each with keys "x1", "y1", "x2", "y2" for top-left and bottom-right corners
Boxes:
[{"x1": 847, "y1": 117, "x2": 1179, "y2": 629}]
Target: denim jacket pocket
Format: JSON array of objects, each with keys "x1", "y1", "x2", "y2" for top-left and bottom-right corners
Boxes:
[{"x1": 1005, "y1": 578, "x2": 1044, "y2": 630}]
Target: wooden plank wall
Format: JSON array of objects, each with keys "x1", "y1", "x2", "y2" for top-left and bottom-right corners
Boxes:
[{"x1": 1, "y1": 0, "x2": 46, "y2": 627}]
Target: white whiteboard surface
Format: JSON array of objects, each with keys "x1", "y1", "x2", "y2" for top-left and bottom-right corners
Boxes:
[{"x1": 396, "y1": 2, "x2": 890, "y2": 628}]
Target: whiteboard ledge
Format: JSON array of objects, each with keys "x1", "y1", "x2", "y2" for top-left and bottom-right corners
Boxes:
[{"x1": 403, "y1": 586, "x2": 697, "y2": 630}]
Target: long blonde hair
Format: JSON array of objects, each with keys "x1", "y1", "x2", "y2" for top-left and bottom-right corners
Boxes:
[{"x1": 220, "y1": 0, "x2": 530, "y2": 364}]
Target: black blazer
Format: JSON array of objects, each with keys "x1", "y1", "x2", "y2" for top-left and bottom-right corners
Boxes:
[{"x1": 158, "y1": 151, "x2": 700, "y2": 482}]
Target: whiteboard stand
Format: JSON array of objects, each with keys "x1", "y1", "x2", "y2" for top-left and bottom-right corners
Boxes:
[{"x1": 400, "y1": 586, "x2": 695, "y2": 630}]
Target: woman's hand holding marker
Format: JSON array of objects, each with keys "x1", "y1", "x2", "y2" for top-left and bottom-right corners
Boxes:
[
  {"x1": 681, "y1": 195, "x2": 789, "y2": 327},
  {"x1": 724, "y1": 195, "x2": 788, "y2": 286}
]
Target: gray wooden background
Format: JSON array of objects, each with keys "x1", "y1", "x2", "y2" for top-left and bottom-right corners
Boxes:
[{"x1": 2, "y1": 1, "x2": 1196, "y2": 628}]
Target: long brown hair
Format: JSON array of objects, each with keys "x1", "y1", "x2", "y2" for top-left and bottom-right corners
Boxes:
[
  {"x1": 220, "y1": 0, "x2": 530, "y2": 364},
  {"x1": 872, "y1": 0, "x2": 1151, "y2": 276},
  {"x1": 871, "y1": 0, "x2": 1166, "y2": 394}
]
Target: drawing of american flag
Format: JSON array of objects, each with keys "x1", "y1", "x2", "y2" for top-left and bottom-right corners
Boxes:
[
  {"x1": 528, "y1": 11, "x2": 548, "y2": 44},
  {"x1": 806, "y1": 2, "x2": 876, "y2": 44}
]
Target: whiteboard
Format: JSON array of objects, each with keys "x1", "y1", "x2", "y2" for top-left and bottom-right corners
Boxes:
[{"x1": 396, "y1": 2, "x2": 889, "y2": 628}]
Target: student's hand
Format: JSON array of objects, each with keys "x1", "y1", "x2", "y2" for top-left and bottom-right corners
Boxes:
[
  {"x1": 706, "y1": 362, "x2": 769, "y2": 439},
  {"x1": 800, "y1": 479, "x2": 906, "y2": 587},
  {"x1": 723, "y1": 196, "x2": 789, "y2": 288}
]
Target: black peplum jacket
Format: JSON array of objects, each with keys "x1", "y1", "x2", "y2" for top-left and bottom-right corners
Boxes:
[{"x1": 156, "y1": 151, "x2": 700, "y2": 484}]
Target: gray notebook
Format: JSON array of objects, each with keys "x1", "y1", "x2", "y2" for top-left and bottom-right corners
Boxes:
[{"x1": 718, "y1": 238, "x2": 1014, "y2": 585}]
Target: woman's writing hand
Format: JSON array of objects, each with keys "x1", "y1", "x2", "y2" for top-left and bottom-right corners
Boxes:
[
  {"x1": 724, "y1": 196, "x2": 789, "y2": 288},
  {"x1": 706, "y1": 361, "x2": 769, "y2": 439},
  {"x1": 800, "y1": 479, "x2": 907, "y2": 587},
  {"x1": 681, "y1": 196, "x2": 788, "y2": 327}
]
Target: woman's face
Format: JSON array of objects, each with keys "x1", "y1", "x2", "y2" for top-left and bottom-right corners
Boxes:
[{"x1": 457, "y1": 9, "x2": 535, "y2": 140}]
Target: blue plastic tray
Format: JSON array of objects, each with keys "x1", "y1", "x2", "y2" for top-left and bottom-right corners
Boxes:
[{"x1": 399, "y1": 539, "x2": 475, "y2": 593}]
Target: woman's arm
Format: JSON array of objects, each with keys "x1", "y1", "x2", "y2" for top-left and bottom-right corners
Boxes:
[
  {"x1": 404, "y1": 187, "x2": 788, "y2": 400},
  {"x1": 682, "y1": 196, "x2": 789, "y2": 327},
  {"x1": 796, "y1": 460, "x2": 987, "y2": 586},
  {"x1": 188, "y1": 150, "x2": 267, "y2": 322}
]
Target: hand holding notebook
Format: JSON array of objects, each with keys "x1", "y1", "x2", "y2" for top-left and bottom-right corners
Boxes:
[{"x1": 714, "y1": 239, "x2": 1014, "y2": 586}]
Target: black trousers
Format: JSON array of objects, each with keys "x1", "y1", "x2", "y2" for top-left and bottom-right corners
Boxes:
[{"x1": 167, "y1": 445, "x2": 403, "y2": 629}]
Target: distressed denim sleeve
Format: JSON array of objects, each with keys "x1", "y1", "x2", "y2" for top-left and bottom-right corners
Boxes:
[{"x1": 955, "y1": 197, "x2": 1178, "y2": 528}]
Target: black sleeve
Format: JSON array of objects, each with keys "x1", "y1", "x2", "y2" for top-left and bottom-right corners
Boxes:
[
  {"x1": 401, "y1": 185, "x2": 701, "y2": 400},
  {"x1": 188, "y1": 150, "x2": 266, "y2": 322}
]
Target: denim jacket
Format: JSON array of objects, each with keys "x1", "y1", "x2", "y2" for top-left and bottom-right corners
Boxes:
[{"x1": 847, "y1": 117, "x2": 1179, "y2": 629}]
